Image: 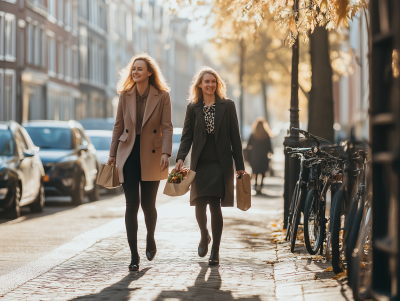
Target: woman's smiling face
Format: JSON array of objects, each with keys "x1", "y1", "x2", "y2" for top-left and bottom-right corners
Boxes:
[
  {"x1": 132, "y1": 60, "x2": 152, "y2": 83},
  {"x1": 198, "y1": 73, "x2": 217, "y2": 97}
]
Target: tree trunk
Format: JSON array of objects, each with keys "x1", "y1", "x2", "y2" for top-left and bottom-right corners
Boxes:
[
  {"x1": 261, "y1": 81, "x2": 269, "y2": 123},
  {"x1": 308, "y1": 26, "x2": 334, "y2": 143}
]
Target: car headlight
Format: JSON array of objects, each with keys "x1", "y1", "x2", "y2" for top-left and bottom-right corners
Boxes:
[{"x1": 0, "y1": 188, "x2": 8, "y2": 200}]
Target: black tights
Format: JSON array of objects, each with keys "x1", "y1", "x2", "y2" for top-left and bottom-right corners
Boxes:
[
  {"x1": 195, "y1": 196, "x2": 223, "y2": 253},
  {"x1": 122, "y1": 136, "x2": 160, "y2": 262}
]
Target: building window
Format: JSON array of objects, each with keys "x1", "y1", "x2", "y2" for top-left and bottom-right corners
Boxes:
[
  {"x1": 65, "y1": 0, "x2": 71, "y2": 29},
  {"x1": 58, "y1": 0, "x2": 63, "y2": 25},
  {"x1": 79, "y1": 26, "x2": 88, "y2": 80},
  {"x1": 26, "y1": 23, "x2": 32, "y2": 64},
  {"x1": 58, "y1": 41, "x2": 63, "y2": 78},
  {"x1": 48, "y1": 0, "x2": 56, "y2": 20},
  {"x1": 4, "y1": 70, "x2": 15, "y2": 121},
  {"x1": 41, "y1": 28, "x2": 46, "y2": 68},
  {"x1": 65, "y1": 43, "x2": 71, "y2": 80},
  {"x1": 0, "y1": 13, "x2": 4, "y2": 60},
  {"x1": 18, "y1": 25, "x2": 24, "y2": 67},
  {"x1": 73, "y1": 47, "x2": 78, "y2": 81},
  {"x1": 34, "y1": 25, "x2": 40, "y2": 66},
  {"x1": 48, "y1": 33, "x2": 55, "y2": 74},
  {"x1": 4, "y1": 13, "x2": 16, "y2": 62}
]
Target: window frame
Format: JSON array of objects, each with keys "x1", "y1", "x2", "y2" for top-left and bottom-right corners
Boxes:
[
  {"x1": 4, "y1": 13, "x2": 16, "y2": 62},
  {"x1": 0, "y1": 12, "x2": 4, "y2": 61},
  {"x1": 4, "y1": 69, "x2": 16, "y2": 121}
]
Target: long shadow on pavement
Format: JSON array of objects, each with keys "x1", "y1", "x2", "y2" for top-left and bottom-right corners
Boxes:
[
  {"x1": 154, "y1": 262, "x2": 262, "y2": 301},
  {"x1": 70, "y1": 267, "x2": 151, "y2": 301}
]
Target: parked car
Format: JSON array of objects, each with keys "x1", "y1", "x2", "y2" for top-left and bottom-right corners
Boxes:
[
  {"x1": 0, "y1": 121, "x2": 45, "y2": 219},
  {"x1": 78, "y1": 118, "x2": 115, "y2": 131},
  {"x1": 85, "y1": 130, "x2": 112, "y2": 165},
  {"x1": 23, "y1": 120, "x2": 99, "y2": 205}
]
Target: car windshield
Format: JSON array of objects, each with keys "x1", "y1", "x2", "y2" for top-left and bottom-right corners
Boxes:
[
  {"x1": 0, "y1": 129, "x2": 14, "y2": 156},
  {"x1": 25, "y1": 127, "x2": 72, "y2": 150},
  {"x1": 173, "y1": 134, "x2": 181, "y2": 144},
  {"x1": 89, "y1": 136, "x2": 112, "y2": 151}
]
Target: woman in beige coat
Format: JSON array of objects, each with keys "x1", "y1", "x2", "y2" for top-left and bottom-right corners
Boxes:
[{"x1": 108, "y1": 53, "x2": 173, "y2": 271}]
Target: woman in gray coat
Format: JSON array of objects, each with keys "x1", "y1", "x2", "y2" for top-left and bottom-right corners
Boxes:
[{"x1": 175, "y1": 66, "x2": 245, "y2": 265}]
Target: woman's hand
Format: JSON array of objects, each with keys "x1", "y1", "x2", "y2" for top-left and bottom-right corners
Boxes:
[
  {"x1": 108, "y1": 157, "x2": 116, "y2": 165},
  {"x1": 160, "y1": 154, "x2": 170, "y2": 171},
  {"x1": 237, "y1": 170, "x2": 246, "y2": 177},
  {"x1": 175, "y1": 159, "x2": 184, "y2": 171}
]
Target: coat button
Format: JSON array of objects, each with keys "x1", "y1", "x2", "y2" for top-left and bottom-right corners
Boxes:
[
  {"x1": 154, "y1": 129, "x2": 157, "y2": 133},
  {"x1": 152, "y1": 150, "x2": 155, "y2": 153},
  {"x1": 126, "y1": 129, "x2": 129, "y2": 133}
]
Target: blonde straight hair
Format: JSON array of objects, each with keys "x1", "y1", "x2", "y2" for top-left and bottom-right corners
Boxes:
[
  {"x1": 117, "y1": 53, "x2": 170, "y2": 94},
  {"x1": 188, "y1": 66, "x2": 227, "y2": 103}
]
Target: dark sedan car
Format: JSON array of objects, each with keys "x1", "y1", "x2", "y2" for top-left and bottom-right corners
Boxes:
[
  {"x1": 23, "y1": 120, "x2": 99, "y2": 205},
  {"x1": 0, "y1": 121, "x2": 45, "y2": 219}
]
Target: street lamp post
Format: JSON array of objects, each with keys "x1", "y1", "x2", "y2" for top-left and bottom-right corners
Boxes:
[{"x1": 283, "y1": 2, "x2": 302, "y2": 229}]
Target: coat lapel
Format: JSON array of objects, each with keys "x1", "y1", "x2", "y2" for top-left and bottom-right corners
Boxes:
[
  {"x1": 126, "y1": 86, "x2": 136, "y2": 126},
  {"x1": 193, "y1": 101, "x2": 207, "y2": 136},
  {"x1": 214, "y1": 97, "x2": 226, "y2": 141},
  {"x1": 142, "y1": 85, "x2": 161, "y2": 127}
]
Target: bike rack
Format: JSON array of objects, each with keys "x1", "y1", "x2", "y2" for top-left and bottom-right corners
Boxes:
[{"x1": 370, "y1": 0, "x2": 400, "y2": 299}]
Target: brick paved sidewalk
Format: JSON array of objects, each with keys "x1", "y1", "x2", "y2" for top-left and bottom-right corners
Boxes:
[{"x1": 2, "y1": 179, "x2": 352, "y2": 301}]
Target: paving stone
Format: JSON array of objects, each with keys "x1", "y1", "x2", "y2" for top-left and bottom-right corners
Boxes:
[{"x1": 1, "y1": 179, "x2": 352, "y2": 300}]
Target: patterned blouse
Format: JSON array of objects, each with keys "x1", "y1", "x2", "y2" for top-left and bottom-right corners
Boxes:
[{"x1": 203, "y1": 102, "x2": 216, "y2": 134}]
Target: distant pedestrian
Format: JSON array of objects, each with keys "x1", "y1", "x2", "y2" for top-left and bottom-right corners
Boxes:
[
  {"x1": 108, "y1": 53, "x2": 173, "y2": 272},
  {"x1": 246, "y1": 117, "x2": 273, "y2": 194},
  {"x1": 175, "y1": 66, "x2": 245, "y2": 265}
]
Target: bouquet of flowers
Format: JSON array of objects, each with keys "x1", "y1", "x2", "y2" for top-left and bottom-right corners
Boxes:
[
  {"x1": 164, "y1": 167, "x2": 196, "y2": 196},
  {"x1": 167, "y1": 168, "x2": 189, "y2": 184}
]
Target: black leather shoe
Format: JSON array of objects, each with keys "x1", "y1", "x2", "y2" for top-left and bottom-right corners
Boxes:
[
  {"x1": 146, "y1": 248, "x2": 157, "y2": 261},
  {"x1": 198, "y1": 233, "x2": 211, "y2": 257},
  {"x1": 129, "y1": 255, "x2": 140, "y2": 271},
  {"x1": 208, "y1": 251, "x2": 219, "y2": 265},
  {"x1": 146, "y1": 236, "x2": 157, "y2": 261}
]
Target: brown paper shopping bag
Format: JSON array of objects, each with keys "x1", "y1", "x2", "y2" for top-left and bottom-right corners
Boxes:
[
  {"x1": 96, "y1": 164, "x2": 121, "y2": 189},
  {"x1": 163, "y1": 170, "x2": 196, "y2": 196},
  {"x1": 236, "y1": 173, "x2": 251, "y2": 211}
]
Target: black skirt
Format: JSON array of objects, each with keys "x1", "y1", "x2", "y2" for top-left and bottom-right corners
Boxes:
[{"x1": 192, "y1": 134, "x2": 224, "y2": 202}]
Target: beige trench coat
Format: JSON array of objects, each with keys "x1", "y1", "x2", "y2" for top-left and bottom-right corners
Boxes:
[{"x1": 109, "y1": 85, "x2": 173, "y2": 182}]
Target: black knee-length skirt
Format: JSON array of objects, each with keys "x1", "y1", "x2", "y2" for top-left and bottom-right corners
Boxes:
[{"x1": 192, "y1": 134, "x2": 224, "y2": 203}]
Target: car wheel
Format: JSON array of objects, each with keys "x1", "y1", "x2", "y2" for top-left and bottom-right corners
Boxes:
[
  {"x1": 30, "y1": 183, "x2": 45, "y2": 213},
  {"x1": 88, "y1": 180, "x2": 99, "y2": 202},
  {"x1": 6, "y1": 185, "x2": 21, "y2": 219},
  {"x1": 71, "y1": 174, "x2": 85, "y2": 206}
]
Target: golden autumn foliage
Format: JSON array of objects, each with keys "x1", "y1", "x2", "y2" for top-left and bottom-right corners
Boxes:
[{"x1": 168, "y1": 0, "x2": 368, "y2": 46}]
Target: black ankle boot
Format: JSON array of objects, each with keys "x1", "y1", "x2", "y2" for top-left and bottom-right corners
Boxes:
[
  {"x1": 209, "y1": 250, "x2": 219, "y2": 265},
  {"x1": 146, "y1": 236, "x2": 157, "y2": 261},
  {"x1": 198, "y1": 232, "x2": 211, "y2": 257},
  {"x1": 129, "y1": 254, "x2": 140, "y2": 271}
]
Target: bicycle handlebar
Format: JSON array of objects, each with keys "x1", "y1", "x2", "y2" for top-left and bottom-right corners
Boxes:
[{"x1": 291, "y1": 127, "x2": 320, "y2": 148}]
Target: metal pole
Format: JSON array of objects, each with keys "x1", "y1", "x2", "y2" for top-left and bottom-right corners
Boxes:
[{"x1": 283, "y1": 1, "x2": 301, "y2": 229}]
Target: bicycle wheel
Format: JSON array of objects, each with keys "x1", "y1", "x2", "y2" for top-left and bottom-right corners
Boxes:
[
  {"x1": 285, "y1": 181, "x2": 299, "y2": 241},
  {"x1": 351, "y1": 205, "x2": 372, "y2": 301},
  {"x1": 290, "y1": 186, "x2": 305, "y2": 253},
  {"x1": 347, "y1": 201, "x2": 364, "y2": 288},
  {"x1": 304, "y1": 190, "x2": 322, "y2": 255},
  {"x1": 331, "y1": 187, "x2": 345, "y2": 273}
]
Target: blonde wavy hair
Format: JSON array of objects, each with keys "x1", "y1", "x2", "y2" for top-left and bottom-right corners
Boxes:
[
  {"x1": 188, "y1": 66, "x2": 227, "y2": 103},
  {"x1": 117, "y1": 53, "x2": 170, "y2": 94}
]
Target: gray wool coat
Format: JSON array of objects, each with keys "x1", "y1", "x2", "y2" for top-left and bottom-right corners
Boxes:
[{"x1": 176, "y1": 97, "x2": 245, "y2": 207}]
